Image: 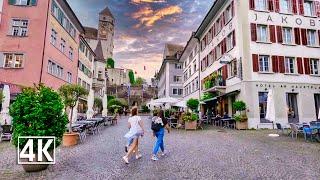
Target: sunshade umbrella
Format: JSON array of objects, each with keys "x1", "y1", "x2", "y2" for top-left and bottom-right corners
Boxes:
[
  {"x1": 1, "y1": 85, "x2": 11, "y2": 124},
  {"x1": 265, "y1": 89, "x2": 276, "y2": 123},
  {"x1": 153, "y1": 97, "x2": 179, "y2": 104},
  {"x1": 173, "y1": 100, "x2": 187, "y2": 108},
  {"x1": 102, "y1": 94, "x2": 108, "y2": 116},
  {"x1": 86, "y1": 89, "x2": 95, "y2": 119}
]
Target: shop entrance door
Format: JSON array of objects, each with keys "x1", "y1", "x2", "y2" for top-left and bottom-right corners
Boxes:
[{"x1": 286, "y1": 93, "x2": 299, "y2": 123}]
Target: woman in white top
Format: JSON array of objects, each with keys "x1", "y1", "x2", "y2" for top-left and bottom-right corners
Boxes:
[{"x1": 122, "y1": 107, "x2": 145, "y2": 164}]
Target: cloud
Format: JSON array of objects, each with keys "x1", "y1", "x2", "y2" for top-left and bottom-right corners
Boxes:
[
  {"x1": 131, "y1": 0, "x2": 166, "y2": 4},
  {"x1": 131, "y1": 5, "x2": 182, "y2": 27}
]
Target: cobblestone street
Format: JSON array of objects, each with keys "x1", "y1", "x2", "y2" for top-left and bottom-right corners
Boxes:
[{"x1": 1, "y1": 116, "x2": 320, "y2": 180}]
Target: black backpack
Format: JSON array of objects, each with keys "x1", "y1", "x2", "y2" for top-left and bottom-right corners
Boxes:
[{"x1": 151, "y1": 121, "x2": 163, "y2": 132}]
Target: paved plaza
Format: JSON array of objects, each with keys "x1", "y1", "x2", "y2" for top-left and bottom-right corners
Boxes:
[{"x1": 0, "y1": 116, "x2": 320, "y2": 180}]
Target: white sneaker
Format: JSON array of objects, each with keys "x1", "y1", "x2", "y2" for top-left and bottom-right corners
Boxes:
[
  {"x1": 136, "y1": 154, "x2": 142, "y2": 160},
  {"x1": 151, "y1": 155, "x2": 159, "y2": 161},
  {"x1": 161, "y1": 151, "x2": 166, "y2": 156},
  {"x1": 122, "y1": 156, "x2": 129, "y2": 164}
]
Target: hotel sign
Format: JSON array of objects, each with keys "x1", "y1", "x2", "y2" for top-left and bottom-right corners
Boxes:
[{"x1": 253, "y1": 13, "x2": 320, "y2": 28}]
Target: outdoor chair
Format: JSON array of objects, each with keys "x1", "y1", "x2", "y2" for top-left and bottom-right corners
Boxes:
[
  {"x1": 303, "y1": 127, "x2": 317, "y2": 141},
  {"x1": 0, "y1": 125, "x2": 12, "y2": 142},
  {"x1": 276, "y1": 123, "x2": 289, "y2": 135},
  {"x1": 289, "y1": 123, "x2": 303, "y2": 139},
  {"x1": 197, "y1": 119, "x2": 204, "y2": 130},
  {"x1": 112, "y1": 115, "x2": 118, "y2": 125}
]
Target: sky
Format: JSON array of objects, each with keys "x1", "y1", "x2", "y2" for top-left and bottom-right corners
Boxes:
[{"x1": 67, "y1": 0, "x2": 213, "y2": 81}]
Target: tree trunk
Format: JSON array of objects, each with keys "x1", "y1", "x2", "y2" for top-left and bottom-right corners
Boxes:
[{"x1": 69, "y1": 106, "x2": 73, "y2": 133}]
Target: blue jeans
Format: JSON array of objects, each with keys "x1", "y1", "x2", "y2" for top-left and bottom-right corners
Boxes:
[{"x1": 153, "y1": 128, "x2": 165, "y2": 155}]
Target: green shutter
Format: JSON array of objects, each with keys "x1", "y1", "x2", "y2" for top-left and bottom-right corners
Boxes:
[
  {"x1": 8, "y1": 0, "x2": 16, "y2": 5},
  {"x1": 31, "y1": 0, "x2": 37, "y2": 6}
]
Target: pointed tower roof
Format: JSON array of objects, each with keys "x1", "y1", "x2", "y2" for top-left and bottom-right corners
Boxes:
[
  {"x1": 94, "y1": 40, "x2": 105, "y2": 62},
  {"x1": 99, "y1": 6, "x2": 114, "y2": 19}
]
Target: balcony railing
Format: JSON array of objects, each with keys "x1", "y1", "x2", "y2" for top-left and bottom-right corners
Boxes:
[
  {"x1": 202, "y1": 77, "x2": 226, "y2": 93},
  {"x1": 92, "y1": 78, "x2": 105, "y2": 89}
]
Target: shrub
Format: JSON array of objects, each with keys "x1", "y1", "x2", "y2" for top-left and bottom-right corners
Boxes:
[
  {"x1": 128, "y1": 70, "x2": 135, "y2": 84},
  {"x1": 187, "y1": 98, "x2": 199, "y2": 112},
  {"x1": 107, "y1": 95, "x2": 115, "y2": 103},
  {"x1": 106, "y1": 58, "x2": 115, "y2": 68},
  {"x1": 141, "y1": 105, "x2": 150, "y2": 113},
  {"x1": 94, "y1": 97, "x2": 102, "y2": 112},
  {"x1": 182, "y1": 112, "x2": 198, "y2": 122},
  {"x1": 10, "y1": 85, "x2": 68, "y2": 151},
  {"x1": 108, "y1": 98, "x2": 126, "y2": 113},
  {"x1": 0, "y1": 91, "x2": 3, "y2": 104},
  {"x1": 232, "y1": 100, "x2": 246, "y2": 112}
]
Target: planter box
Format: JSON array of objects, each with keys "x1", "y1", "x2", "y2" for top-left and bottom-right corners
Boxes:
[
  {"x1": 236, "y1": 121, "x2": 248, "y2": 130},
  {"x1": 20, "y1": 151, "x2": 53, "y2": 172},
  {"x1": 185, "y1": 121, "x2": 197, "y2": 130},
  {"x1": 63, "y1": 133, "x2": 79, "y2": 147}
]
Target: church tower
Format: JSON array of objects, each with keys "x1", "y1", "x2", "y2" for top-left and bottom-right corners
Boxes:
[{"x1": 98, "y1": 6, "x2": 114, "y2": 60}]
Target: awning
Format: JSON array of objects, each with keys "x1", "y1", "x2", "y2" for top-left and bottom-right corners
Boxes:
[{"x1": 202, "y1": 90, "x2": 240, "y2": 103}]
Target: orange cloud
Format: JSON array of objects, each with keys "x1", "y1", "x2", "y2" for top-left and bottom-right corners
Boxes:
[{"x1": 132, "y1": 5, "x2": 182, "y2": 27}]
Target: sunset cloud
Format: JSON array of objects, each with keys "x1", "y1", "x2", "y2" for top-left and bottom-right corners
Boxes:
[
  {"x1": 131, "y1": 0, "x2": 166, "y2": 4},
  {"x1": 132, "y1": 5, "x2": 182, "y2": 27}
]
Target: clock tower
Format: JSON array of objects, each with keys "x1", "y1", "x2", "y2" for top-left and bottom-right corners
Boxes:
[{"x1": 98, "y1": 6, "x2": 114, "y2": 60}]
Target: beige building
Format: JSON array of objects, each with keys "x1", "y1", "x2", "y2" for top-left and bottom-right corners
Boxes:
[
  {"x1": 185, "y1": 0, "x2": 320, "y2": 128},
  {"x1": 106, "y1": 68, "x2": 131, "y2": 86}
]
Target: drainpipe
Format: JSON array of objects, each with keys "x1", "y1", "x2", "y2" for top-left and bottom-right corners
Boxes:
[
  {"x1": 194, "y1": 37, "x2": 201, "y2": 113},
  {"x1": 39, "y1": 0, "x2": 51, "y2": 84}
]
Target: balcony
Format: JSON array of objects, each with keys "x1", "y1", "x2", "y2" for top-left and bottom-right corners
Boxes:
[
  {"x1": 92, "y1": 78, "x2": 105, "y2": 90},
  {"x1": 202, "y1": 76, "x2": 226, "y2": 94}
]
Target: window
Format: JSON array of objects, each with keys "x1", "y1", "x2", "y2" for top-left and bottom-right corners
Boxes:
[
  {"x1": 174, "y1": 76, "x2": 182, "y2": 82},
  {"x1": 3, "y1": 53, "x2": 24, "y2": 68},
  {"x1": 304, "y1": 0, "x2": 315, "y2": 16},
  {"x1": 285, "y1": 57, "x2": 296, "y2": 74},
  {"x1": 50, "y1": 29, "x2": 57, "y2": 45},
  {"x1": 48, "y1": 60, "x2": 63, "y2": 78},
  {"x1": 280, "y1": 0, "x2": 292, "y2": 13},
  {"x1": 257, "y1": 25, "x2": 268, "y2": 42},
  {"x1": 195, "y1": 78, "x2": 199, "y2": 90},
  {"x1": 310, "y1": 59, "x2": 319, "y2": 75},
  {"x1": 255, "y1": 0, "x2": 268, "y2": 11},
  {"x1": 230, "y1": 59, "x2": 238, "y2": 77},
  {"x1": 282, "y1": 27, "x2": 293, "y2": 44},
  {"x1": 259, "y1": 92, "x2": 270, "y2": 123},
  {"x1": 216, "y1": 44, "x2": 222, "y2": 58},
  {"x1": 172, "y1": 88, "x2": 178, "y2": 95},
  {"x1": 69, "y1": 47, "x2": 73, "y2": 60},
  {"x1": 226, "y1": 32, "x2": 234, "y2": 51},
  {"x1": 178, "y1": 89, "x2": 183, "y2": 95},
  {"x1": 189, "y1": 68, "x2": 191, "y2": 76},
  {"x1": 60, "y1": 38, "x2": 66, "y2": 52},
  {"x1": 11, "y1": 19, "x2": 28, "y2": 37},
  {"x1": 13, "y1": 0, "x2": 36, "y2": 6},
  {"x1": 79, "y1": 41, "x2": 85, "y2": 53},
  {"x1": 175, "y1": 63, "x2": 182, "y2": 69},
  {"x1": 67, "y1": 72, "x2": 72, "y2": 83},
  {"x1": 193, "y1": 62, "x2": 197, "y2": 72},
  {"x1": 225, "y1": 4, "x2": 233, "y2": 22},
  {"x1": 259, "y1": 55, "x2": 270, "y2": 72},
  {"x1": 307, "y1": 29, "x2": 317, "y2": 46},
  {"x1": 78, "y1": 78, "x2": 81, "y2": 85}
]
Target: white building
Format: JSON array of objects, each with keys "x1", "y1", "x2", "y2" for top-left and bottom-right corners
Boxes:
[
  {"x1": 192, "y1": 0, "x2": 320, "y2": 128},
  {"x1": 179, "y1": 34, "x2": 201, "y2": 101},
  {"x1": 157, "y1": 43, "x2": 184, "y2": 99}
]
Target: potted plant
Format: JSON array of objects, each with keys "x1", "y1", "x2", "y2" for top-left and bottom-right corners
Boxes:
[
  {"x1": 182, "y1": 112, "x2": 198, "y2": 130},
  {"x1": 233, "y1": 100, "x2": 248, "y2": 130},
  {"x1": 59, "y1": 84, "x2": 88, "y2": 147},
  {"x1": 10, "y1": 85, "x2": 68, "y2": 172}
]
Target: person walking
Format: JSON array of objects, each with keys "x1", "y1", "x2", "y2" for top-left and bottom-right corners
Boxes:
[
  {"x1": 151, "y1": 110, "x2": 170, "y2": 161},
  {"x1": 123, "y1": 107, "x2": 145, "y2": 164}
]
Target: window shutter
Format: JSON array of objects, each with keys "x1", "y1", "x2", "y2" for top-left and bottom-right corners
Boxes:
[
  {"x1": 268, "y1": 0, "x2": 274, "y2": 11},
  {"x1": 298, "y1": 0, "x2": 304, "y2": 15},
  {"x1": 8, "y1": 0, "x2": 16, "y2": 5},
  {"x1": 0, "y1": 53, "x2": 4, "y2": 68},
  {"x1": 232, "y1": 1, "x2": 235, "y2": 17},
  {"x1": 222, "y1": 65, "x2": 228, "y2": 80},
  {"x1": 269, "y1": 25, "x2": 276, "y2": 43},
  {"x1": 224, "y1": 38, "x2": 227, "y2": 53},
  {"x1": 292, "y1": 0, "x2": 298, "y2": 14},
  {"x1": 304, "y1": 58, "x2": 310, "y2": 74},
  {"x1": 213, "y1": 48, "x2": 216, "y2": 61},
  {"x1": 297, "y1": 57, "x2": 304, "y2": 74},
  {"x1": 250, "y1": 23, "x2": 257, "y2": 41},
  {"x1": 232, "y1": 31, "x2": 236, "y2": 47},
  {"x1": 278, "y1": 56, "x2": 285, "y2": 73},
  {"x1": 294, "y1": 28, "x2": 301, "y2": 45},
  {"x1": 274, "y1": 0, "x2": 280, "y2": 12},
  {"x1": 301, "y1": 28, "x2": 307, "y2": 45},
  {"x1": 272, "y1": 56, "x2": 279, "y2": 73},
  {"x1": 249, "y1": 0, "x2": 255, "y2": 10},
  {"x1": 276, "y1": 26, "x2": 283, "y2": 43},
  {"x1": 315, "y1": 1, "x2": 320, "y2": 17},
  {"x1": 31, "y1": 0, "x2": 37, "y2": 6},
  {"x1": 252, "y1": 54, "x2": 259, "y2": 72}
]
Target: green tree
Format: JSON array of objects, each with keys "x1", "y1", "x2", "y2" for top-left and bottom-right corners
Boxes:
[
  {"x1": 94, "y1": 97, "x2": 103, "y2": 112},
  {"x1": 58, "y1": 84, "x2": 88, "y2": 133},
  {"x1": 0, "y1": 91, "x2": 3, "y2": 104},
  {"x1": 10, "y1": 85, "x2": 68, "y2": 150},
  {"x1": 106, "y1": 58, "x2": 115, "y2": 68},
  {"x1": 187, "y1": 98, "x2": 200, "y2": 112},
  {"x1": 128, "y1": 70, "x2": 135, "y2": 84},
  {"x1": 134, "y1": 77, "x2": 145, "y2": 86},
  {"x1": 107, "y1": 95, "x2": 115, "y2": 103}
]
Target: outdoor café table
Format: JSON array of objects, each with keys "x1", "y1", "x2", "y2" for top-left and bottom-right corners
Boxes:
[{"x1": 220, "y1": 118, "x2": 235, "y2": 129}]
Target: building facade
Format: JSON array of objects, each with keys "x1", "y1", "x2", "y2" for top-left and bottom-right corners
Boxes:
[
  {"x1": 179, "y1": 35, "x2": 201, "y2": 101},
  {"x1": 0, "y1": 0, "x2": 84, "y2": 90},
  {"x1": 106, "y1": 68, "x2": 131, "y2": 86},
  {"x1": 194, "y1": 0, "x2": 320, "y2": 128},
  {"x1": 157, "y1": 43, "x2": 184, "y2": 99}
]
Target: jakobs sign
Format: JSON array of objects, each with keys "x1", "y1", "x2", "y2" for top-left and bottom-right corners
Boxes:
[{"x1": 253, "y1": 12, "x2": 320, "y2": 28}]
